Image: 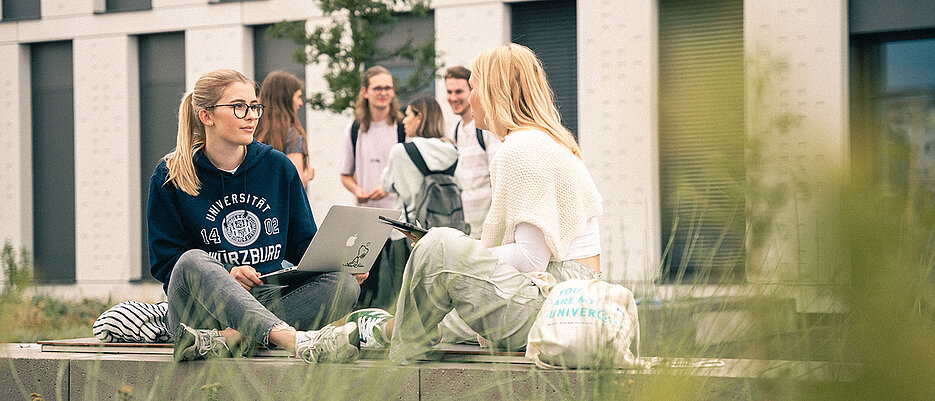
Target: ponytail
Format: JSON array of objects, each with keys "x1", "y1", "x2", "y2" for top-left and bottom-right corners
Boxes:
[
  {"x1": 162, "y1": 69, "x2": 253, "y2": 196},
  {"x1": 164, "y1": 91, "x2": 206, "y2": 196}
]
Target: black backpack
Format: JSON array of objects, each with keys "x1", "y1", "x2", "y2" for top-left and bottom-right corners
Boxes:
[
  {"x1": 351, "y1": 120, "x2": 407, "y2": 158},
  {"x1": 454, "y1": 121, "x2": 486, "y2": 151},
  {"x1": 402, "y1": 142, "x2": 468, "y2": 233}
]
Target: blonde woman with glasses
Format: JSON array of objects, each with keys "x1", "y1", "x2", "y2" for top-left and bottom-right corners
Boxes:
[
  {"x1": 310, "y1": 44, "x2": 604, "y2": 365},
  {"x1": 148, "y1": 69, "x2": 362, "y2": 364}
]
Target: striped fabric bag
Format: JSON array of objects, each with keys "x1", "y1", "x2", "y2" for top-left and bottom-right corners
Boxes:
[{"x1": 92, "y1": 301, "x2": 171, "y2": 343}]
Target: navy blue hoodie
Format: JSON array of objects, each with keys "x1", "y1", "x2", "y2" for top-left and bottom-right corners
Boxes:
[{"x1": 147, "y1": 140, "x2": 316, "y2": 293}]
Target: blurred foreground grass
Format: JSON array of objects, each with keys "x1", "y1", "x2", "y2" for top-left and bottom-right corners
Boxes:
[
  {"x1": 1, "y1": 174, "x2": 934, "y2": 400},
  {"x1": 0, "y1": 242, "x2": 110, "y2": 343}
]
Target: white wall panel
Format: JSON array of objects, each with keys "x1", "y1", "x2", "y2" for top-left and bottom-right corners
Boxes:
[
  {"x1": 185, "y1": 26, "x2": 254, "y2": 88},
  {"x1": 745, "y1": 0, "x2": 849, "y2": 311},
  {"x1": 0, "y1": 44, "x2": 33, "y2": 259},
  {"x1": 302, "y1": 17, "x2": 358, "y2": 225},
  {"x1": 73, "y1": 36, "x2": 140, "y2": 282},
  {"x1": 578, "y1": 0, "x2": 660, "y2": 290},
  {"x1": 434, "y1": 2, "x2": 510, "y2": 130},
  {"x1": 42, "y1": 0, "x2": 94, "y2": 18}
]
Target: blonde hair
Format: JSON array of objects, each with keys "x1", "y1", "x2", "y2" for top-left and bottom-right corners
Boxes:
[
  {"x1": 164, "y1": 69, "x2": 254, "y2": 196},
  {"x1": 354, "y1": 65, "x2": 401, "y2": 132},
  {"x1": 470, "y1": 43, "x2": 581, "y2": 158},
  {"x1": 407, "y1": 93, "x2": 450, "y2": 142}
]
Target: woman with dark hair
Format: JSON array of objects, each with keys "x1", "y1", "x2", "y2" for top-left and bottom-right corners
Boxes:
[
  {"x1": 381, "y1": 93, "x2": 459, "y2": 223},
  {"x1": 369, "y1": 94, "x2": 460, "y2": 309},
  {"x1": 255, "y1": 70, "x2": 314, "y2": 187}
]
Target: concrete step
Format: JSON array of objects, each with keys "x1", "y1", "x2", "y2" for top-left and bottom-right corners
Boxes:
[
  {"x1": 637, "y1": 296, "x2": 839, "y2": 360},
  {"x1": 0, "y1": 344, "x2": 855, "y2": 400}
]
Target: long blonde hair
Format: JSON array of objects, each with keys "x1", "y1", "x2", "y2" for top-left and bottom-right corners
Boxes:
[
  {"x1": 470, "y1": 43, "x2": 581, "y2": 158},
  {"x1": 354, "y1": 65, "x2": 401, "y2": 132},
  {"x1": 164, "y1": 69, "x2": 254, "y2": 196}
]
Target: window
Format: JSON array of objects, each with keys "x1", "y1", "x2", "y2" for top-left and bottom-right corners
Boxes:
[
  {"x1": 31, "y1": 41, "x2": 75, "y2": 284},
  {"x1": 138, "y1": 32, "x2": 185, "y2": 280},
  {"x1": 375, "y1": 11, "x2": 436, "y2": 104},
  {"x1": 102, "y1": 0, "x2": 151, "y2": 13},
  {"x1": 254, "y1": 23, "x2": 306, "y2": 128},
  {"x1": 852, "y1": 32, "x2": 935, "y2": 216},
  {"x1": 511, "y1": 0, "x2": 578, "y2": 137},
  {"x1": 2, "y1": 0, "x2": 40, "y2": 21},
  {"x1": 850, "y1": 0, "x2": 935, "y2": 219},
  {"x1": 658, "y1": 0, "x2": 745, "y2": 282}
]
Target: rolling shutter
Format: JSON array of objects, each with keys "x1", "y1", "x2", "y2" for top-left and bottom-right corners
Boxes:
[
  {"x1": 659, "y1": 0, "x2": 745, "y2": 282},
  {"x1": 32, "y1": 41, "x2": 76, "y2": 284},
  {"x1": 511, "y1": 0, "x2": 578, "y2": 137},
  {"x1": 139, "y1": 32, "x2": 186, "y2": 280}
]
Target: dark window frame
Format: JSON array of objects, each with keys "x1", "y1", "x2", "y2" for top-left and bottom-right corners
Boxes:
[
  {"x1": 98, "y1": 0, "x2": 152, "y2": 14},
  {"x1": 2, "y1": 0, "x2": 40, "y2": 22}
]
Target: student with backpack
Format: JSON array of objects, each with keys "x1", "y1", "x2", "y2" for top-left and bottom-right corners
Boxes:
[
  {"x1": 445, "y1": 66, "x2": 502, "y2": 239},
  {"x1": 375, "y1": 94, "x2": 462, "y2": 310},
  {"x1": 382, "y1": 94, "x2": 465, "y2": 231},
  {"x1": 338, "y1": 66, "x2": 408, "y2": 308}
]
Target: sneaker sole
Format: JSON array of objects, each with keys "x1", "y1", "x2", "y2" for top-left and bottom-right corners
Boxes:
[{"x1": 173, "y1": 325, "x2": 197, "y2": 362}]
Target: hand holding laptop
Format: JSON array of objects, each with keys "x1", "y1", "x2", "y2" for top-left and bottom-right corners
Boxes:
[{"x1": 231, "y1": 265, "x2": 263, "y2": 291}]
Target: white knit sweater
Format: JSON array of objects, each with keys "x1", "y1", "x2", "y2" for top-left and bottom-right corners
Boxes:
[{"x1": 481, "y1": 129, "x2": 603, "y2": 260}]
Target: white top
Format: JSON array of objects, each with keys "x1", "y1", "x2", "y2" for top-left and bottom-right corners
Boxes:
[
  {"x1": 489, "y1": 217, "x2": 600, "y2": 273},
  {"x1": 454, "y1": 119, "x2": 502, "y2": 238},
  {"x1": 481, "y1": 129, "x2": 603, "y2": 261},
  {"x1": 338, "y1": 119, "x2": 400, "y2": 209}
]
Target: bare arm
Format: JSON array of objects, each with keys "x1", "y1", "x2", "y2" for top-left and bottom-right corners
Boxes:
[
  {"x1": 341, "y1": 174, "x2": 370, "y2": 203},
  {"x1": 287, "y1": 153, "x2": 314, "y2": 186}
]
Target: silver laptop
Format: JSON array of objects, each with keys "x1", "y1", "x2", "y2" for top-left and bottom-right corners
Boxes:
[{"x1": 260, "y1": 205, "x2": 401, "y2": 278}]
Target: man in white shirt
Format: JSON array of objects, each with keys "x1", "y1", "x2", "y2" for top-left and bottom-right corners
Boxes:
[
  {"x1": 445, "y1": 66, "x2": 502, "y2": 239},
  {"x1": 338, "y1": 66, "x2": 408, "y2": 308}
]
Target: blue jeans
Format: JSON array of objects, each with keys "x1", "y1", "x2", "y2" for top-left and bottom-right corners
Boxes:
[{"x1": 166, "y1": 249, "x2": 359, "y2": 346}]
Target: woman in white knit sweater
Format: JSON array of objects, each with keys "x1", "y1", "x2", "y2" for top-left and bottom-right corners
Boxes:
[{"x1": 309, "y1": 44, "x2": 604, "y2": 365}]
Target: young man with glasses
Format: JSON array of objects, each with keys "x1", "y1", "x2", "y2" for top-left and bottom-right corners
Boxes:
[{"x1": 338, "y1": 66, "x2": 409, "y2": 309}]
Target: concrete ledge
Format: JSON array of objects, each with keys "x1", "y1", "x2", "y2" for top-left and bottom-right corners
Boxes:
[
  {"x1": 0, "y1": 346, "x2": 70, "y2": 400},
  {"x1": 1, "y1": 344, "x2": 856, "y2": 400}
]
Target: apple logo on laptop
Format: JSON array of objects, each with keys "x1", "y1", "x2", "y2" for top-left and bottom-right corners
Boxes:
[{"x1": 346, "y1": 234, "x2": 358, "y2": 247}]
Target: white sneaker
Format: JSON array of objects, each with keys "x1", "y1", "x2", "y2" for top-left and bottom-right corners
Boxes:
[
  {"x1": 174, "y1": 323, "x2": 231, "y2": 362},
  {"x1": 295, "y1": 322, "x2": 360, "y2": 363}
]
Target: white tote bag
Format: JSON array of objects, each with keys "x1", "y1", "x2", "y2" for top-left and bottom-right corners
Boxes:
[{"x1": 525, "y1": 279, "x2": 640, "y2": 369}]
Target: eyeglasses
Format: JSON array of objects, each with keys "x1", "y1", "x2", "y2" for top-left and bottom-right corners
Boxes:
[
  {"x1": 206, "y1": 103, "x2": 265, "y2": 119},
  {"x1": 370, "y1": 86, "x2": 394, "y2": 94}
]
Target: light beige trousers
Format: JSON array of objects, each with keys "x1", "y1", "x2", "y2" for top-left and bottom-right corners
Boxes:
[{"x1": 389, "y1": 227, "x2": 599, "y2": 364}]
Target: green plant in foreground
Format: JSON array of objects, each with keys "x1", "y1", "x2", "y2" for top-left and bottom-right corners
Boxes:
[{"x1": 2, "y1": 240, "x2": 33, "y2": 297}]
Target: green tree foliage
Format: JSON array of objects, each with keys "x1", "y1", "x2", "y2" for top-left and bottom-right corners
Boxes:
[{"x1": 270, "y1": 0, "x2": 440, "y2": 114}]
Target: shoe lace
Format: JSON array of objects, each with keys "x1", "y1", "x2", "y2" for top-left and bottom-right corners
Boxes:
[
  {"x1": 357, "y1": 316, "x2": 380, "y2": 347},
  {"x1": 309, "y1": 325, "x2": 338, "y2": 352},
  {"x1": 197, "y1": 329, "x2": 225, "y2": 357}
]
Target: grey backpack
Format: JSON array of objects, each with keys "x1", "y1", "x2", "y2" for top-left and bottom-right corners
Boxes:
[{"x1": 403, "y1": 142, "x2": 469, "y2": 233}]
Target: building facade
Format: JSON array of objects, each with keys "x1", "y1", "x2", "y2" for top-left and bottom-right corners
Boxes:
[{"x1": 0, "y1": 0, "x2": 933, "y2": 311}]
